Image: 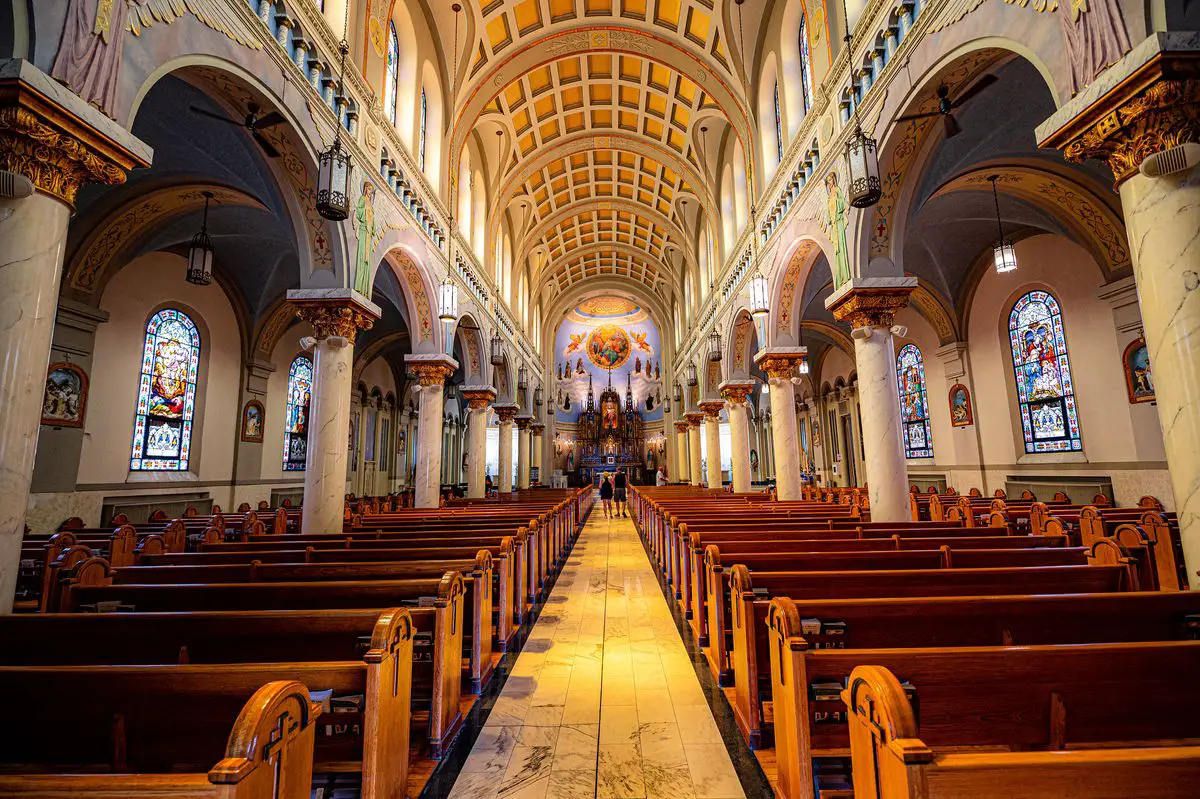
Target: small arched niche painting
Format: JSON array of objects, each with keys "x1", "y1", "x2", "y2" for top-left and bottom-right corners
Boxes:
[
  {"x1": 1122, "y1": 338, "x2": 1155, "y2": 404},
  {"x1": 42, "y1": 363, "x2": 89, "y2": 428},
  {"x1": 240, "y1": 400, "x2": 265, "y2": 443},
  {"x1": 949, "y1": 384, "x2": 973, "y2": 428}
]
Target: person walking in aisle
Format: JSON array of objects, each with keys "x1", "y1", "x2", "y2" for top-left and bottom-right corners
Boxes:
[
  {"x1": 599, "y1": 473, "x2": 614, "y2": 518},
  {"x1": 613, "y1": 468, "x2": 628, "y2": 517},
  {"x1": 656, "y1": 466, "x2": 667, "y2": 486}
]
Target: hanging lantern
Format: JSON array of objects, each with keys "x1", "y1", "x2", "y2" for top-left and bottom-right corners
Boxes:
[
  {"x1": 799, "y1": 358, "x2": 811, "y2": 375},
  {"x1": 316, "y1": 137, "x2": 352, "y2": 221},
  {"x1": 186, "y1": 192, "x2": 215, "y2": 286},
  {"x1": 672, "y1": 382, "x2": 682, "y2": 403},
  {"x1": 533, "y1": 385, "x2": 543, "y2": 407},
  {"x1": 687, "y1": 363, "x2": 698, "y2": 386},
  {"x1": 517, "y1": 364, "x2": 528, "y2": 390},
  {"x1": 749, "y1": 270, "x2": 769, "y2": 317},
  {"x1": 664, "y1": 396, "x2": 672, "y2": 414},
  {"x1": 708, "y1": 329, "x2": 722, "y2": 362},
  {"x1": 438, "y1": 276, "x2": 458, "y2": 321},
  {"x1": 844, "y1": 125, "x2": 881, "y2": 208},
  {"x1": 989, "y1": 175, "x2": 1018, "y2": 274},
  {"x1": 490, "y1": 331, "x2": 505, "y2": 366}
]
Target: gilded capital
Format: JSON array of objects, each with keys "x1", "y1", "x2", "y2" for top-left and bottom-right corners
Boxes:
[
  {"x1": 495, "y1": 404, "x2": 520, "y2": 423},
  {"x1": 759, "y1": 357, "x2": 799, "y2": 381},
  {"x1": 294, "y1": 302, "x2": 376, "y2": 343},
  {"x1": 530, "y1": 423, "x2": 546, "y2": 435},
  {"x1": 1039, "y1": 53, "x2": 1200, "y2": 189},
  {"x1": 685, "y1": 412, "x2": 704, "y2": 428},
  {"x1": 411, "y1": 361, "x2": 455, "y2": 387},
  {"x1": 515, "y1": 416, "x2": 532, "y2": 430},
  {"x1": 720, "y1": 382, "x2": 755, "y2": 405},
  {"x1": 674, "y1": 420, "x2": 691, "y2": 433},
  {"x1": 828, "y1": 286, "x2": 913, "y2": 329},
  {"x1": 698, "y1": 400, "x2": 724, "y2": 420},
  {"x1": 0, "y1": 69, "x2": 150, "y2": 207},
  {"x1": 461, "y1": 388, "x2": 497, "y2": 410}
]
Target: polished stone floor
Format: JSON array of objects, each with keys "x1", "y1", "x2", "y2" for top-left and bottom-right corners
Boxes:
[{"x1": 447, "y1": 509, "x2": 747, "y2": 799}]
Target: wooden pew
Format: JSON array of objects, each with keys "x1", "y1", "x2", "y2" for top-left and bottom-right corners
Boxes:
[
  {"x1": 728, "y1": 556, "x2": 1135, "y2": 751},
  {"x1": 840, "y1": 643, "x2": 1200, "y2": 799},
  {"x1": 60, "y1": 563, "x2": 463, "y2": 757},
  {"x1": 0, "y1": 680, "x2": 319, "y2": 799}
]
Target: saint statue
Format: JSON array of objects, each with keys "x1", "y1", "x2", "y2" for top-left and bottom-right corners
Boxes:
[
  {"x1": 1060, "y1": 0, "x2": 1131, "y2": 94},
  {"x1": 825, "y1": 172, "x2": 851, "y2": 289},
  {"x1": 352, "y1": 181, "x2": 377, "y2": 296}
]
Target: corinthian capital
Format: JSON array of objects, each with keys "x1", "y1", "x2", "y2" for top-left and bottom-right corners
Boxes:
[{"x1": 0, "y1": 60, "x2": 151, "y2": 207}]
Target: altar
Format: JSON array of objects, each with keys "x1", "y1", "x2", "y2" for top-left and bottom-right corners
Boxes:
[{"x1": 568, "y1": 380, "x2": 646, "y2": 485}]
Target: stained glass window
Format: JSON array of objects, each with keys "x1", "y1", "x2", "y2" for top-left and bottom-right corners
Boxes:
[
  {"x1": 799, "y1": 16, "x2": 813, "y2": 113},
  {"x1": 774, "y1": 82, "x2": 784, "y2": 163},
  {"x1": 1009, "y1": 290, "x2": 1082, "y2": 453},
  {"x1": 896, "y1": 344, "x2": 933, "y2": 459},
  {"x1": 283, "y1": 356, "x2": 313, "y2": 471},
  {"x1": 384, "y1": 23, "x2": 399, "y2": 124},
  {"x1": 131, "y1": 309, "x2": 200, "y2": 471},
  {"x1": 418, "y1": 89, "x2": 428, "y2": 170}
]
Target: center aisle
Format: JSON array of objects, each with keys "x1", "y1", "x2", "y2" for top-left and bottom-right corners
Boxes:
[{"x1": 448, "y1": 509, "x2": 748, "y2": 799}]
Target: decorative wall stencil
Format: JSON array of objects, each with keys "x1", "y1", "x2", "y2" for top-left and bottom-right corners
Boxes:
[
  {"x1": 240, "y1": 399, "x2": 265, "y2": 443},
  {"x1": 777, "y1": 240, "x2": 819, "y2": 333},
  {"x1": 390, "y1": 250, "x2": 434, "y2": 342},
  {"x1": 948, "y1": 383, "x2": 973, "y2": 427},
  {"x1": 42, "y1": 363, "x2": 89, "y2": 428},
  {"x1": 1122, "y1": 338, "x2": 1154, "y2": 404}
]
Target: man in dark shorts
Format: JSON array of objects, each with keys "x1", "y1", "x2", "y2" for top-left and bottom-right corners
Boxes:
[{"x1": 613, "y1": 469, "x2": 628, "y2": 517}]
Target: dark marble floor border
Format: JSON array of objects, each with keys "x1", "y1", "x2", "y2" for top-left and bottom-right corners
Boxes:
[
  {"x1": 418, "y1": 507, "x2": 594, "y2": 798},
  {"x1": 635, "y1": 528, "x2": 775, "y2": 799}
]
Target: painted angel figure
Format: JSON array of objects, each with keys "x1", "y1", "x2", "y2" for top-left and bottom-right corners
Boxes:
[{"x1": 352, "y1": 181, "x2": 378, "y2": 295}]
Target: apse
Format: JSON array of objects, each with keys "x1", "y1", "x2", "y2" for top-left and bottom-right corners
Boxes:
[{"x1": 553, "y1": 296, "x2": 665, "y2": 423}]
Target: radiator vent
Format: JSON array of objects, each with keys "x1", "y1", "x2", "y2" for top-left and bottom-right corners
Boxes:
[{"x1": 1140, "y1": 142, "x2": 1200, "y2": 177}]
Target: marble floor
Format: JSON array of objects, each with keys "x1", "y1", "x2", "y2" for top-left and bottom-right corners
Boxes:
[{"x1": 447, "y1": 509, "x2": 748, "y2": 799}]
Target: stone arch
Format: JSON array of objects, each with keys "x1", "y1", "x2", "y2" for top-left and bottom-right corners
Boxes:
[
  {"x1": 378, "y1": 245, "x2": 438, "y2": 352},
  {"x1": 455, "y1": 313, "x2": 488, "y2": 383},
  {"x1": 725, "y1": 308, "x2": 758, "y2": 381},
  {"x1": 769, "y1": 233, "x2": 835, "y2": 347}
]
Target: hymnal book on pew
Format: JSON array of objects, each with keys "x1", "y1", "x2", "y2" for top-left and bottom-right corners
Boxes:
[
  {"x1": 414, "y1": 630, "x2": 434, "y2": 663},
  {"x1": 331, "y1": 694, "x2": 363, "y2": 736},
  {"x1": 811, "y1": 681, "x2": 847, "y2": 722},
  {"x1": 801, "y1": 618, "x2": 822, "y2": 636}
]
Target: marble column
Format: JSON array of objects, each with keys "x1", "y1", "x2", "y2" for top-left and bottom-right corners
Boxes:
[
  {"x1": 495, "y1": 404, "x2": 518, "y2": 493},
  {"x1": 686, "y1": 413, "x2": 704, "y2": 487},
  {"x1": 827, "y1": 279, "x2": 915, "y2": 521},
  {"x1": 405, "y1": 356, "x2": 458, "y2": 508},
  {"x1": 530, "y1": 423, "x2": 545, "y2": 484},
  {"x1": 516, "y1": 416, "x2": 532, "y2": 490},
  {"x1": 292, "y1": 292, "x2": 381, "y2": 529},
  {"x1": 674, "y1": 421, "x2": 691, "y2": 484},
  {"x1": 720, "y1": 382, "x2": 755, "y2": 493},
  {"x1": 1039, "y1": 45, "x2": 1200, "y2": 576},
  {"x1": 755, "y1": 349, "x2": 807, "y2": 501},
  {"x1": 461, "y1": 387, "x2": 496, "y2": 498},
  {"x1": 699, "y1": 401, "x2": 724, "y2": 489},
  {"x1": 0, "y1": 61, "x2": 150, "y2": 611}
]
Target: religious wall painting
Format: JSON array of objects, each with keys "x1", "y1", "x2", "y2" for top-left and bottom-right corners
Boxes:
[
  {"x1": 1122, "y1": 338, "x2": 1154, "y2": 404},
  {"x1": 42, "y1": 363, "x2": 89, "y2": 428},
  {"x1": 353, "y1": 181, "x2": 379, "y2": 296},
  {"x1": 586, "y1": 324, "x2": 632, "y2": 371},
  {"x1": 812, "y1": 419, "x2": 822, "y2": 448},
  {"x1": 824, "y1": 170, "x2": 851, "y2": 289},
  {"x1": 948, "y1": 383, "x2": 973, "y2": 428},
  {"x1": 240, "y1": 399, "x2": 265, "y2": 443},
  {"x1": 1009, "y1": 290, "x2": 1082, "y2": 453}
]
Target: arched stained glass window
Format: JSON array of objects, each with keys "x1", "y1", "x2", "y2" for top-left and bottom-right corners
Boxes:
[
  {"x1": 773, "y1": 81, "x2": 784, "y2": 163},
  {"x1": 418, "y1": 89, "x2": 428, "y2": 170},
  {"x1": 799, "y1": 15, "x2": 814, "y2": 113},
  {"x1": 283, "y1": 356, "x2": 313, "y2": 470},
  {"x1": 131, "y1": 310, "x2": 200, "y2": 471},
  {"x1": 896, "y1": 344, "x2": 933, "y2": 459},
  {"x1": 384, "y1": 23, "x2": 399, "y2": 124},
  {"x1": 1009, "y1": 290, "x2": 1082, "y2": 452}
]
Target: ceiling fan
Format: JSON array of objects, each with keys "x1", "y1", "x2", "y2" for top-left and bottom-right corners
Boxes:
[
  {"x1": 895, "y1": 75, "x2": 998, "y2": 138},
  {"x1": 189, "y1": 102, "x2": 285, "y2": 158}
]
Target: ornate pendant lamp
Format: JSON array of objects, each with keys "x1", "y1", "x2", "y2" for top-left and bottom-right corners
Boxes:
[
  {"x1": 186, "y1": 191, "x2": 215, "y2": 286},
  {"x1": 708, "y1": 329, "x2": 722, "y2": 362},
  {"x1": 490, "y1": 331, "x2": 505, "y2": 366},
  {"x1": 687, "y1": 362, "x2": 698, "y2": 387},
  {"x1": 840, "y1": 0, "x2": 881, "y2": 208},
  {"x1": 316, "y1": 32, "x2": 352, "y2": 221},
  {"x1": 672, "y1": 382, "x2": 682, "y2": 403},
  {"x1": 989, "y1": 175, "x2": 1018, "y2": 274}
]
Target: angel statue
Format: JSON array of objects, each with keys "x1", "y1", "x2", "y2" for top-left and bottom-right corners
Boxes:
[{"x1": 53, "y1": 0, "x2": 260, "y2": 117}]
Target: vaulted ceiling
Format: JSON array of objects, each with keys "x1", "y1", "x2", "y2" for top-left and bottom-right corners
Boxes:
[{"x1": 448, "y1": 0, "x2": 754, "y2": 319}]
